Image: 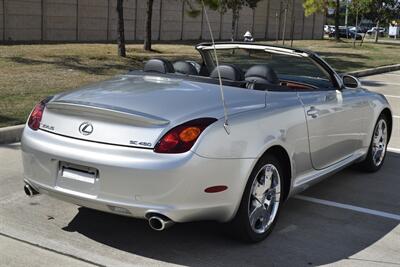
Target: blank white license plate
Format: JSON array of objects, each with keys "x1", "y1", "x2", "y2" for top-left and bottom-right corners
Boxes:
[
  {"x1": 61, "y1": 168, "x2": 96, "y2": 184},
  {"x1": 56, "y1": 162, "x2": 99, "y2": 196}
]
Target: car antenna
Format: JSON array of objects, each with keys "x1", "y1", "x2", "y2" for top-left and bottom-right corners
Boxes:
[{"x1": 201, "y1": 0, "x2": 230, "y2": 135}]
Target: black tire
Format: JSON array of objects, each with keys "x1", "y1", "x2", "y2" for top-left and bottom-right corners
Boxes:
[
  {"x1": 228, "y1": 154, "x2": 284, "y2": 243},
  {"x1": 357, "y1": 114, "x2": 389, "y2": 172}
]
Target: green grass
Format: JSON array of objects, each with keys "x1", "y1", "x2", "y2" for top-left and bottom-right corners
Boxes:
[{"x1": 0, "y1": 40, "x2": 399, "y2": 127}]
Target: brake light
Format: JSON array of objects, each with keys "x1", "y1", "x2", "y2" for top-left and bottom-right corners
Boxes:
[
  {"x1": 27, "y1": 97, "x2": 51, "y2": 130},
  {"x1": 154, "y1": 118, "x2": 217, "y2": 153}
]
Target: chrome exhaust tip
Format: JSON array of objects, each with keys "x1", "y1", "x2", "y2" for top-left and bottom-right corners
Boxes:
[
  {"x1": 24, "y1": 184, "x2": 39, "y2": 197},
  {"x1": 148, "y1": 215, "x2": 174, "y2": 231}
]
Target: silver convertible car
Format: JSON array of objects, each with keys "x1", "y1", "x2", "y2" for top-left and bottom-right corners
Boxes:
[{"x1": 22, "y1": 42, "x2": 392, "y2": 242}]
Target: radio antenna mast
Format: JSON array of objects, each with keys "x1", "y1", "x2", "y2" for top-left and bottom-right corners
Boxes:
[{"x1": 201, "y1": 0, "x2": 230, "y2": 134}]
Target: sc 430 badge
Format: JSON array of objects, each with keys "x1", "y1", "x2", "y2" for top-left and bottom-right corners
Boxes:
[
  {"x1": 41, "y1": 123, "x2": 55, "y2": 131},
  {"x1": 129, "y1": 140, "x2": 152, "y2": 148}
]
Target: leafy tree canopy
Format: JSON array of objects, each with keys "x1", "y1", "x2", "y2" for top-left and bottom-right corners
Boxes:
[{"x1": 303, "y1": 0, "x2": 335, "y2": 17}]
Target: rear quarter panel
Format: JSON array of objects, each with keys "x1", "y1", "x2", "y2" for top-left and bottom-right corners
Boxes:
[{"x1": 193, "y1": 91, "x2": 312, "y2": 194}]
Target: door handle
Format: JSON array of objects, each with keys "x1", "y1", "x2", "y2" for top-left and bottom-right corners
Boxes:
[{"x1": 307, "y1": 107, "x2": 319, "y2": 118}]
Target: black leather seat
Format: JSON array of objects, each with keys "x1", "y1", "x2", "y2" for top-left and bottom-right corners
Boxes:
[
  {"x1": 210, "y1": 64, "x2": 245, "y2": 81},
  {"x1": 245, "y1": 65, "x2": 280, "y2": 85},
  {"x1": 143, "y1": 59, "x2": 175, "y2": 74},
  {"x1": 173, "y1": 61, "x2": 198, "y2": 75}
]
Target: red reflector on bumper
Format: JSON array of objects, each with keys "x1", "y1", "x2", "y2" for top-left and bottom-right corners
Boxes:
[{"x1": 204, "y1": 185, "x2": 228, "y2": 193}]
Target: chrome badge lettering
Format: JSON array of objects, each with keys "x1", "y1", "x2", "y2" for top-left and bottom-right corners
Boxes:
[
  {"x1": 41, "y1": 123, "x2": 55, "y2": 131},
  {"x1": 130, "y1": 140, "x2": 152, "y2": 147}
]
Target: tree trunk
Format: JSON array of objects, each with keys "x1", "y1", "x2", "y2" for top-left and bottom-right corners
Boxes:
[
  {"x1": 374, "y1": 21, "x2": 379, "y2": 43},
  {"x1": 144, "y1": 0, "x2": 154, "y2": 51},
  {"x1": 334, "y1": 0, "x2": 340, "y2": 41},
  {"x1": 117, "y1": 0, "x2": 126, "y2": 57},
  {"x1": 352, "y1": 9, "x2": 358, "y2": 48},
  {"x1": 231, "y1": 7, "x2": 238, "y2": 42}
]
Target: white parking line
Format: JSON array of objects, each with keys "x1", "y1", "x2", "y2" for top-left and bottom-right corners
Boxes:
[
  {"x1": 385, "y1": 95, "x2": 400, "y2": 99},
  {"x1": 382, "y1": 72, "x2": 400, "y2": 76},
  {"x1": 294, "y1": 195, "x2": 400, "y2": 221},
  {"x1": 388, "y1": 147, "x2": 400, "y2": 153},
  {"x1": 393, "y1": 115, "x2": 400, "y2": 119}
]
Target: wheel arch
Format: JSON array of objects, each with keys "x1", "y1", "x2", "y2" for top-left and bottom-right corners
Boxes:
[
  {"x1": 259, "y1": 145, "x2": 292, "y2": 202},
  {"x1": 381, "y1": 108, "x2": 393, "y2": 142}
]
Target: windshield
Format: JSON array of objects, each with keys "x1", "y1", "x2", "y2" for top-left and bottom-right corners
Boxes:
[{"x1": 207, "y1": 48, "x2": 334, "y2": 88}]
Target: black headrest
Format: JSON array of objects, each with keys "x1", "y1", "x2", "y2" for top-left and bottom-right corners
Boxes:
[
  {"x1": 210, "y1": 64, "x2": 244, "y2": 81},
  {"x1": 245, "y1": 65, "x2": 280, "y2": 85},
  {"x1": 173, "y1": 61, "x2": 198, "y2": 75},
  {"x1": 144, "y1": 59, "x2": 175, "y2": 74}
]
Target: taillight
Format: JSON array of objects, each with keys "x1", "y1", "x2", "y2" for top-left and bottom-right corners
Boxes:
[
  {"x1": 27, "y1": 97, "x2": 52, "y2": 130},
  {"x1": 154, "y1": 118, "x2": 217, "y2": 153}
]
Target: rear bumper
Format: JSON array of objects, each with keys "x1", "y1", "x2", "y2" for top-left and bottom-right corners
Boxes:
[{"x1": 21, "y1": 127, "x2": 254, "y2": 223}]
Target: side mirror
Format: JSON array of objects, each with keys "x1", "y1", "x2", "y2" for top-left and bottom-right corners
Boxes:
[{"x1": 342, "y1": 75, "x2": 361, "y2": 88}]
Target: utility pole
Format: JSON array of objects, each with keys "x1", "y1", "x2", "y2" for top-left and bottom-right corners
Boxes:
[
  {"x1": 344, "y1": 0, "x2": 349, "y2": 28},
  {"x1": 282, "y1": 5, "x2": 287, "y2": 45}
]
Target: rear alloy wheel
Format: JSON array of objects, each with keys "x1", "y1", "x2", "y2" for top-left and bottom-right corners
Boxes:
[
  {"x1": 229, "y1": 154, "x2": 283, "y2": 242},
  {"x1": 358, "y1": 115, "x2": 389, "y2": 172}
]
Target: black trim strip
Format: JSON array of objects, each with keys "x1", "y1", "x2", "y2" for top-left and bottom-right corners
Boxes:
[{"x1": 39, "y1": 129, "x2": 154, "y2": 150}]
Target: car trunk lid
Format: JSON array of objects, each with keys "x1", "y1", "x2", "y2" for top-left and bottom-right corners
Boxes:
[{"x1": 39, "y1": 75, "x2": 266, "y2": 148}]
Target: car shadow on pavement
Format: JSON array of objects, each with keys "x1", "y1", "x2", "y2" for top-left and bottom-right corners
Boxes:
[
  {"x1": 361, "y1": 80, "x2": 386, "y2": 87},
  {"x1": 0, "y1": 143, "x2": 21, "y2": 150},
  {"x1": 61, "y1": 152, "x2": 400, "y2": 266}
]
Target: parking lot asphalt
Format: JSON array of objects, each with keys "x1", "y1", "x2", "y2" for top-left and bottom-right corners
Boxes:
[{"x1": 0, "y1": 71, "x2": 399, "y2": 267}]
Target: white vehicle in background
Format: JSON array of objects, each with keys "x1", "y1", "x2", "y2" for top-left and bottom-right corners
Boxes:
[
  {"x1": 324, "y1": 25, "x2": 335, "y2": 34},
  {"x1": 367, "y1": 27, "x2": 386, "y2": 37},
  {"x1": 388, "y1": 25, "x2": 400, "y2": 38}
]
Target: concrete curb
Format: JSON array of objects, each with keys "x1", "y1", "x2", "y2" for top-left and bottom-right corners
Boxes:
[
  {"x1": 1, "y1": 64, "x2": 400, "y2": 145},
  {"x1": 348, "y1": 64, "x2": 400, "y2": 78},
  {"x1": 0, "y1": 125, "x2": 25, "y2": 145}
]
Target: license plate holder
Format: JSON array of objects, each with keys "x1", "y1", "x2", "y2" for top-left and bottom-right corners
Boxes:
[{"x1": 56, "y1": 162, "x2": 99, "y2": 196}]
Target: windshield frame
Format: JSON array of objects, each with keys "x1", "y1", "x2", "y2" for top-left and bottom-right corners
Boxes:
[{"x1": 195, "y1": 42, "x2": 341, "y2": 90}]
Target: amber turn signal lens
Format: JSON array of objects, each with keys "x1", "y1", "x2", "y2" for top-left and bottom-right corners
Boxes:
[{"x1": 179, "y1": 127, "x2": 201, "y2": 142}]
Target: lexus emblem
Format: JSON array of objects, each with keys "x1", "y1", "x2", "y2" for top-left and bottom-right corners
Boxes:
[{"x1": 79, "y1": 122, "x2": 94, "y2": 136}]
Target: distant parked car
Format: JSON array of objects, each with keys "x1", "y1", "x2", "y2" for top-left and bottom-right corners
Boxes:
[
  {"x1": 358, "y1": 25, "x2": 371, "y2": 33},
  {"x1": 367, "y1": 27, "x2": 385, "y2": 37},
  {"x1": 349, "y1": 26, "x2": 361, "y2": 33},
  {"x1": 329, "y1": 27, "x2": 362, "y2": 40},
  {"x1": 324, "y1": 25, "x2": 335, "y2": 34}
]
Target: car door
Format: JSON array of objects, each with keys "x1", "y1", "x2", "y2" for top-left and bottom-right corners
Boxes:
[{"x1": 299, "y1": 88, "x2": 366, "y2": 170}]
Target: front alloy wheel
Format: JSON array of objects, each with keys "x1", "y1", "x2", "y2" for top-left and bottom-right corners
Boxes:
[
  {"x1": 357, "y1": 114, "x2": 389, "y2": 172},
  {"x1": 371, "y1": 118, "x2": 388, "y2": 167}
]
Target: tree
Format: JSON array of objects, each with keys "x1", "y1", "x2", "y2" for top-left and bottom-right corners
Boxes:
[
  {"x1": 117, "y1": 0, "x2": 126, "y2": 57},
  {"x1": 348, "y1": 0, "x2": 369, "y2": 46},
  {"x1": 218, "y1": 0, "x2": 262, "y2": 41},
  {"x1": 144, "y1": 0, "x2": 154, "y2": 51},
  {"x1": 360, "y1": 0, "x2": 399, "y2": 43},
  {"x1": 303, "y1": 0, "x2": 340, "y2": 41},
  {"x1": 334, "y1": 0, "x2": 340, "y2": 41},
  {"x1": 143, "y1": 0, "x2": 219, "y2": 51}
]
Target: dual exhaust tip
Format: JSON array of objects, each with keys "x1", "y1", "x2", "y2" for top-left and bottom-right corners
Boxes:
[
  {"x1": 24, "y1": 183, "x2": 39, "y2": 197},
  {"x1": 147, "y1": 214, "x2": 174, "y2": 231},
  {"x1": 24, "y1": 183, "x2": 174, "y2": 231}
]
